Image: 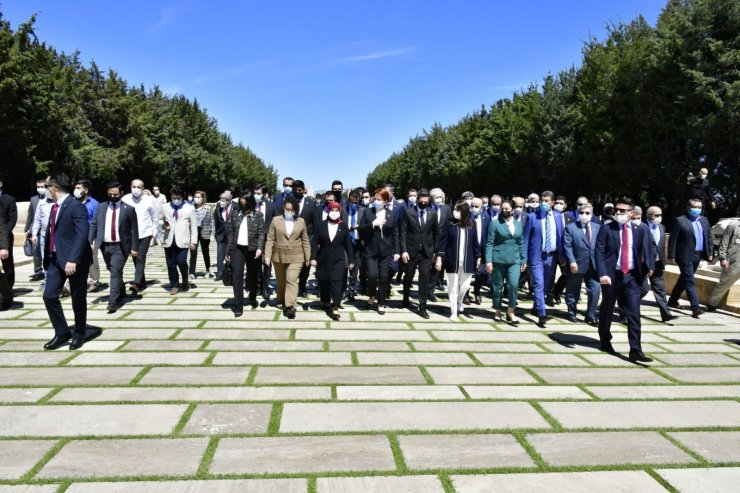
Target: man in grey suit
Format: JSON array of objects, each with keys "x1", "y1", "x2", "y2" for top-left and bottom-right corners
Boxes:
[
  {"x1": 563, "y1": 203, "x2": 601, "y2": 324},
  {"x1": 24, "y1": 177, "x2": 48, "y2": 280},
  {"x1": 708, "y1": 216, "x2": 740, "y2": 311},
  {"x1": 644, "y1": 206, "x2": 678, "y2": 322},
  {"x1": 90, "y1": 182, "x2": 139, "y2": 313}
]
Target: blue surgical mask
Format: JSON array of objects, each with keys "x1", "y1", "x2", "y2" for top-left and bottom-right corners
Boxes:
[
  {"x1": 374, "y1": 201, "x2": 385, "y2": 210},
  {"x1": 689, "y1": 207, "x2": 702, "y2": 217},
  {"x1": 540, "y1": 203, "x2": 551, "y2": 213},
  {"x1": 283, "y1": 186, "x2": 292, "y2": 195},
  {"x1": 253, "y1": 194, "x2": 263, "y2": 202},
  {"x1": 171, "y1": 199, "x2": 182, "y2": 207}
]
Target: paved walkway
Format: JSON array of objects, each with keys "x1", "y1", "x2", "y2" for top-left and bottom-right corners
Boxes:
[{"x1": 1, "y1": 246, "x2": 739, "y2": 492}]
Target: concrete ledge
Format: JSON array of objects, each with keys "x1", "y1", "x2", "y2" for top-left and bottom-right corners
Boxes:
[{"x1": 664, "y1": 265, "x2": 739, "y2": 314}]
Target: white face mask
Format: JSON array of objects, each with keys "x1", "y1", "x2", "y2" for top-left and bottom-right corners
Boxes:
[
  {"x1": 554, "y1": 204, "x2": 565, "y2": 212},
  {"x1": 328, "y1": 211, "x2": 340, "y2": 221},
  {"x1": 194, "y1": 197, "x2": 203, "y2": 205},
  {"x1": 631, "y1": 219, "x2": 642, "y2": 226},
  {"x1": 407, "y1": 196, "x2": 417, "y2": 205},
  {"x1": 284, "y1": 212, "x2": 294, "y2": 221},
  {"x1": 37, "y1": 187, "x2": 46, "y2": 196},
  {"x1": 362, "y1": 198, "x2": 370, "y2": 206},
  {"x1": 615, "y1": 213, "x2": 630, "y2": 225},
  {"x1": 700, "y1": 173, "x2": 707, "y2": 179},
  {"x1": 491, "y1": 205, "x2": 501, "y2": 212},
  {"x1": 45, "y1": 189, "x2": 53, "y2": 199},
  {"x1": 434, "y1": 197, "x2": 444, "y2": 205},
  {"x1": 171, "y1": 199, "x2": 182, "y2": 207},
  {"x1": 452, "y1": 210, "x2": 461, "y2": 220},
  {"x1": 73, "y1": 189, "x2": 83, "y2": 199},
  {"x1": 579, "y1": 213, "x2": 592, "y2": 224},
  {"x1": 220, "y1": 200, "x2": 228, "y2": 208},
  {"x1": 649, "y1": 216, "x2": 662, "y2": 225},
  {"x1": 470, "y1": 207, "x2": 481, "y2": 216},
  {"x1": 131, "y1": 188, "x2": 143, "y2": 198}
]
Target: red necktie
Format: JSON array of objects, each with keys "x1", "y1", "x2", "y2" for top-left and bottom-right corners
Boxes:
[
  {"x1": 49, "y1": 203, "x2": 59, "y2": 253},
  {"x1": 111, "y1": 204, "x2": 117, "y2": 242},
  {"x1": 620, "y1": 224, "x2": 629, "y2": 274},
  {"x1": 224, "y1": 206, "x2": 229, "y2": 222}
]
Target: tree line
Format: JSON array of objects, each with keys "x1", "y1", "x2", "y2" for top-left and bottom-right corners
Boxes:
[
  {"x1": 366, "y1": 0, "x2": 739, "y2": 222},
  {"x1": 0, "y1": 13, "x2": 278, "y2": 201}
]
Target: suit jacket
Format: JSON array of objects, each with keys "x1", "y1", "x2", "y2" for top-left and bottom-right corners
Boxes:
[
  {"x1": 523, "y1": 209, "x2": 566, "y2": 265},
  {"x1": 0, "y1": 205, "x2": 8, "y2": 250},
  {"x1": 567, "y1": 209, "x2": 601, "y2": 225},
  {"x1": 718, "y1": 220, "x2": 740, "y2": 265},
  {"x1": 438, "y1": 222, "x2": 481, "y2": 273},
  {"x1": 472, "y1": 213, "x2": 492, "y2": 263},
  {"x1": 90, "y1": 201, "x2": 140, "y2": 256},
  {"x1": 595, "y1": 221, "x2": 654, "y2": 280},
  {"x1": 668, "y1": 214, "x2": 712, "y2": 261},
  {"x1": 273, "y1": 191, "x2": 290, "y2": 211},
  {"x1": 0, "y1": 193, "x2": 17, "y2": 242},
  {"x1": 25, "y1": 194, "x2": 42, "y2": 233},
  {"x1": 433, "y1": 204, "x2": 451, "y2": 228},
  {"x1": 344, "y1": 203, "x2": 365, "y2": 244},
  {"x1": 358, "y1": 207, "x2": 396, "y2": 257},
  {"x1": 297, "y1": 197, "x2": 318, "y2": 237},
  {"x1": 312, "y1": 220, "x2": 354, "y2": 281},
  {"x1": 265, "y1": 216, "x2": 311, "y2": 264},
  {"x1": 227, "y1": 210, "x2": 265, "y2": 253},
  {"x1": 486, "y1": 218, "x2": 526, "y2": 266},
  {"x1": 43, "y1": 195, "x2": 93, "y2": 269},
  {"x1": 160, "y1": 203, "x2": 198, "y2": 249},
  {"x1": 563, "y1": 221, "x2": 600, "y2": 273},
  {"x1": 256, "y1": 200, "x2": 276, "y2": 235},
  {"x1": 647, "y1": 222, "x2": 667, "y2": 265},
  {"x1": 213, "y1": 202, "x2": 238, "y2": 243},
  {"x1": 399, "y1": 206, "x2": 440, "y2": 258}
]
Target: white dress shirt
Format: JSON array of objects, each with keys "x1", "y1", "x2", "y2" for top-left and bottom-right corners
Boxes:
[
  {"x1": 103, "y1": 202, "x2": 121, "y2": 243},
  {"x1": 237, "y1": 215, "x2": 250, "y2": 246},
  {"x1": 615, "y1": 223, "x2": 635, "y2": 270},
  {"x1": 122, "y1": 193, "x2": 158, "y2": 238},
  {"x1": 285, "y1": 217, "x2": 295, "y2": 237}
]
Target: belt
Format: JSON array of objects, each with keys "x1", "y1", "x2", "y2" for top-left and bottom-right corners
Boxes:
[
  {"x1": 541, "y1": 251, "x2": 557, "y2": 256},
  {"x1": 103, "y1": 242, "x2": 121, "y2": 245},
  {"x1": 694, "y1": 251, "x2": 703, "y2": 254}
]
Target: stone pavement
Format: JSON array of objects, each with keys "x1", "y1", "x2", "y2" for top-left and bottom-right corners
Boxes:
[{"x1": 0, "y1": 246, "x2": 739, "y2": 492}]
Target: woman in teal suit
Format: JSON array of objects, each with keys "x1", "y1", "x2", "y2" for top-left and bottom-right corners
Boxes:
[{"x1": 486, "y1": 200, "x2": 527, "y2": 323}]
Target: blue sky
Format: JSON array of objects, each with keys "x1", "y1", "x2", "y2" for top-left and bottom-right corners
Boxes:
[{"x1": 3, "y1": 0, "x2": 665, "y2": 191}]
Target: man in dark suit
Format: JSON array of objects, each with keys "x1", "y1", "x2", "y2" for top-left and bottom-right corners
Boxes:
[
  {"x1": 0, "y1": 173, "x2": 18, "y2": 288},
  {"x1": 344, "y1": 188, "x2": 366, "y2": 300},
  {"x1": 399, "y1": 188, "x2": 440, "y2": 319},
  {"x1": 24, "y1": 177, "x2": 48, "y2": 280},
  {"x1": 42, "y1": 173, "x2": 94, "y2": 350},
  {"x1": 272, "y1": 176, "x2": 294, "y2": 211},
  {"x1": 563, "y1": 204, "x2": 601, "y2": 324},
  {"x1": 644, "y1": 206, "x2": 678, "y2": 323},
  {"x1": 90, "y1": 182, "x2": 139, "y2": 313},
  {"x1": 668, "y1": 198, "x2": 712, "y2": 318},
  {"x1": 293, "y1": 179, "x2": 317, "y2": 296},
  {"x1": 254, "y1": 183, "x2": 276, "y2": 299},
  {"x1": 523, "y1": 191, "x2": 566, "y2": 326},
  {"x1": 596, "y1": 197, "x2": 655, "y2": 362},
  {"x1": 213, "y1": 192, "x2": 238, "y2": 281},
  {"x1": 470, "y1": 197, "x2": 492, "y2": 304},
  {"x1": 428, "y1": 188, "x2": 450, "y2": 300},
  {"x1": 547, "y1": 195, "x2": 574, "y2": 306}
]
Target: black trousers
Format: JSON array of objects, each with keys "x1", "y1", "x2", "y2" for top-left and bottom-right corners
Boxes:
[
  {"x1": 403, "y1": 253, "x2": 433, "y2": 307},
  {"x1": 345, "y1": 242, "x2": 363, "y2": 297},
  {"x1": 101, "y1": 242, "x2": 128, "y2": 305},
  {"x1": 598, "y1": 270, "x2": 643, "y2": 352},
  {"x1": 43, "y1": 253, "x2": 90, "y2": 337},
  {"x1": 31, "y1": 233, "x2": 43, "y2": 275},
  {"x1": 299, "y1": 263, "x2": 310, "y2": 293},
  {"x1": 165, "y1": 245, "x2": 188, "y2": 288},
  {"x1": 319, "y1": 279, "x2": 343, "y2": 306},
  {"x1": 366, "y1": 253, "x2": 392, "y2": 305},
  {"x1": 215, "y1": 239, "x2": 228, "y2": 279},
  {"x1": 643, "y1": 260, "x2": 672, "y2": 319},
  {"x1": 259, "y1": 262, "x2": 273, "y2": 296},
  {"x1": 231, "y1": 245, "x2": 260, "y2": 305},
  {"x1": 189, "y1": 228, "x2": 211, "y2": 275},
  {"x1": 131, "y1": 235, "x2": 151, "y2": 287},
  {"x1": 2, "y1": 232, "x2": 14, "y2": 287}
]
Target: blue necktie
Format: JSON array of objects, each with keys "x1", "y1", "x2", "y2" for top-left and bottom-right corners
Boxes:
[{"x1": 545, "y1": 214, "x2": 553, "y2": 252}]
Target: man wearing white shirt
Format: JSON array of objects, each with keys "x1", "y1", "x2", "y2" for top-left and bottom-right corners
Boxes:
[{"x1": 122, "y1": 179, "x2": 159, "y2": 294}]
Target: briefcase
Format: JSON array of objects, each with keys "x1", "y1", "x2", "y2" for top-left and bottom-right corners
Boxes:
[
  {"x1": 23, "y1": 238, "x2": 34, "y2": 257},
  {"x1": 221, "y1": 261, "x2": 234, "y2": 287}
]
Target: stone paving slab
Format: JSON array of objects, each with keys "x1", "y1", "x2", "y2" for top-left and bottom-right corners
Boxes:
[
  {"x1": 316, "y1": 476, "x2": 445, "y2": 492},
  {"x1": 177, "y1": 329, "x2": 290, "y2": 340},
  {"x1": 212, "y1": 351, "x2": 351, "y2": 365},
  {"x1": 121, "y1": 340, "x2": 204, "y2": 351},
  {"x1": 431, "y1": 331, "x2": 550, "y2": 342},
  {"x1": 532, "y1": 367, "x2": 670, "y2": 384},
  {"x1": 255, "y1": 366, "x2": 426, "y2": 384},
  {"x1": 280, "y1": 402, "x2": 551, "y2": 432},
  {"x1": 336, "y1": 385, "x2": 465, "y2": 400},
  {"x1": 412, "y1": 342, "x2": 545, "y2": 352},
  {"x1": 660, "y1": 332, "x2": 740, "y2": 343},
  {"x1": 69, "y1": 352, "x2": 210, "y2": 366},
  {"x1": 651, "y1": 353, "x2": 740, "y2": 366},
  {"x1": 296, "y1": 329, "x2": 432, "y2": 341},
  {"x1": 527, "y1": 431, "x2": 696, "y2": 466},
  {"x1": 586, "y1": 385, "x2": 740, "y2": 399},
  {"x1": 669, "y1": 432, "x2": 740, "y2": 462},
  {"x1": 425, "y1": 367, "x2": 538, "y2": 384},
  {"x1": 0, "y1": 440, "x2": 57, "y2": 479},
  {"x1": 210, "y1": 435, "x2": 396, "y2": 474},
  {"x1": 50, "y1": 386, "x2": 331, "y2": 402},
  {"x1": 202, "y1": 321, "x2": 326, "y2": 329},
  {"x1": 65, "y1": 479, "x2": 308, "y2": 493},
  {"x1": 0, "y1": 404, "x2": 187, "y2": 437},
  {"x1": 658, "y1": 367, "x2": 740, "y2": 383},
  {"x1": 72, "y1": 320, "x2": 200, "y2": 328},
  {"x1": 329, "y1": 341, "x2": 412, "y2": 351},
  {"x1": 331, "y1": 322, "x2": 411, "y2": 330},
  {"x1": 0, "y1": 352, "x2": 72, "y2": 366},
  {"x1": 182, "y1": 404, "x2": 272, "y2": 435},
  {"x1": 0, "y1": 388, "x2": 52, "y2": 403},
  {"x1": 399, "y1": 433, "x2": 535, "y2": 469},
  {"x1": 473, "y1": 353, "x2": 589, "y2": 366},
  {"x1": 540, "y1": 401, "x2": 740, "y2": 429},
  {"x1": 206, "y1": 341, "x2": 324, "y2": 351},
  {"x1": 36, "y1": 438, "x2": 209, "y2": 479},
  {"x1": 463, "y1": 385, "x2": 593, "y2": 400},
  {"x1": 126, "y1": 310, "x2": 277, "y2": 320},
  {"x1": 356, "y1": 352, "x2": 474, "y2": 365},
  {"x1": 0, "y1": 341, "x2": 125, "y2": 351},
  {"x1": 0, "y1": 367, "x2": 141, "y2": 385},
  {"x1": 656, "y1": 343, "x2": 737, "y2": 353},
  {"x1": 576, "y1": 353, "x2": 652, "y2": 367},
  {"x1": 0, "y1": 486, "x2": 59, "y2": 492},
  {"x1": 95, "y1": 329, "x2": 178, "y2": 340},
  {"x1": 451, "y1": 471, "x2": 668, "y2": 492},
  {"x1": 138, "y1": 367, "x2": 251, "y2": 385},
  {"x1": 655, "y1": 467, "x2": 740, "y2": 493},
  {"x1": 540, "y1": 342, "x2": 665, "y2": 353}
]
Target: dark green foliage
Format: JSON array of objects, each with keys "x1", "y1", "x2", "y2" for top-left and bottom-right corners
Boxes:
[
  {"x1": 367, "y1": 0, "x2": 739, "y2": 219},
  {"x1": 0, "y1": 13, "x2": 277, "y2": 199}
]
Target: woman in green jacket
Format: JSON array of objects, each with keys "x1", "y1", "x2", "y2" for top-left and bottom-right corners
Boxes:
[{"x1": 485, "y1": 199, "x2": 527, "y2": 323}]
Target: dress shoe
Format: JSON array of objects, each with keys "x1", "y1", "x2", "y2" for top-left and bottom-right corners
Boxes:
[
  {"x1": 585, "y1": 318, "x2": 599, "y2": 326},
  {"x1": 629, "y1": 350, "x2": 653, "y2": 363},
  {"x1": 705, "y1": 305, "x2": 717, "y2": 312},
  {"x1": 234, "y1": 308, "x2": 243, "y2": 317},
  {"x1": 567, "y1": 315, "x2": 577, "y2": 323},
  {"x1": 402, "y1": 298, "x2": 411, "y2": 309},
  {"x1": 428, "y1": 294, "x2": 438, "y2": 303},
  {"x1": 474, "y1": 295, "x2": 482, "y2": 305},
  {"x1": 691, "y1": 308, "x2": 704, "y2": 319},
  {"x1": 462, "y1": 297, "x2": 471, "y2": 305},
  {"x1": 128, "y1": 284, "x2": 139, "y2": 295},
  {"x1": 44, "y1": 335, "x2": 70, "y2": 350},
  {"x1": 553, "y1": 296, "x2": 562, "y2": 305},
  {"x1": 537, "y1": 316, "x2": 551, "y2": 327},
  {"x1": 599, "y1": 342, "x2": 616, "y2": 354},
  {"x1": 106, "y1": 304, "x2": 121, "y2": 314},
  {"x1": 506, "y1": 312, "x2": 520, "y2": 325},
  {"x1": 31, "y1": 273, "x2": 45, "y2": 281},
  {"x1": 667, "y1": 300, "x2": 681, "y2": 309},
  {"x1": 661, "y1": 314, "x2": 679, "y2": 323},
  {"x1": 330, "y1": 309, "x2": 340, "y2": 321},
  {"x1": 170, "y1": 287, "x2": 179, "y2": 295},
  {"x1": 418, "y1": 308, "x2": 430, "y2": 319},
  {"x1": 545, "y1": 297, "x2": 555, "y2": 307},
  {"x1": 284, "y1": 307, "x2": 296, "y2": 319},
  {"x1": 298, "y1": 290, "x2": 307, "y2": 298},
  {"x1": 377, "y1": 306, "x2": 386, "y2": 315},
  {"x1": 69, "y1": 336, "x2": 85, "y2": 350}
]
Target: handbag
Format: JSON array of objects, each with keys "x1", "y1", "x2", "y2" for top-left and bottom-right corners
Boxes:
[
  {"x1": 23, "y1": 238, "x2": 34, "y2": 257},
  {"x1": 221, "y1": 261, "x2": 233, "y2": 286}
]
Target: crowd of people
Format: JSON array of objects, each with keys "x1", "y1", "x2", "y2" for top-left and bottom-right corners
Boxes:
[{"x1": 0, "y1": 171, "x2": 738, "y2": 362}]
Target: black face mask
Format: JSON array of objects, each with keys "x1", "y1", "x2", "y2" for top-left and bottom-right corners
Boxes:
[
  {"x1": 108, "y1": 196, "x2": 121, "y2": 203},
  {"x1": 501, "y1": 210, "x2": 513, "y2": 219},
  {"x1": 417, "y1": 202, "x2": 428, "y2": 210},
  {"x1": 325, "y1": 200, "x2": 333, "y2": 208},
  {"x1": 240, "y1": 202, "x2": 249, "y2": 211},
  {"x1": 293, "y1": 192, "x2": 304, "y2": 199}
]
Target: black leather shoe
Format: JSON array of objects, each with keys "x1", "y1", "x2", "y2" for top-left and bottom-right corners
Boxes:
[
  {"x1": 586, "y1": 318, "x2": 599, "y2": 326},
  {"x1": 249, "y1": 300, "x2": 259, "y2": 308},
  {"x1": 402, "y1": 299, "x2": 411, "y2": 309},
  {"x1": 599, "y1": 342, "x2": 616, "y2": 354},
  {"x1": 537, "y1": 316, "x2": 551, "y2": 327},
  {"x1": 284, "y1": 307, "x2": 296, "y2": 319},
  {"x1": 428, "y1": 294, "x2": 438, "y2": 303},
  {"x1": 667, "y1": 301, "x2": 681, "y2": 309},
  {"x1": 69, "y1": 337, "x2": 85, "y2": 350},
  {"x1": 462, "y1": 296, "x2": 471, "y2": 305},
  {"x1": 705, "y1": 305, "x2": 717, "y2": 312},
  {"x1": 661, "y1": 314, "x2": 679, "y2": 323},
  {"x1": 474, "y1": 295, "x2": 482, "y2": 305},
  {"x1": 691, "y1": 308, "x2": 704, "y2": 319},
  {"x1": 545, "y1": 297, "x2": 555, "y2": 307},
  {"x1": 629, "y1": 350, "x2": 653, "y2": 363},
  {"x1": 553, "y1": 296, "x2": 562, "y2": 305},
  {"x1": 418, "y1": 308, "x2": 430, "y2": 319},
  {"x1": 567, "y1": 315, "x2": 577, "y2": 323},
  {"x1": 44, "y1": 335, "x2": 70, "y2": 350},
  {"x1": 106, "y1": 304, "x2": 120, "y2": 314},
  {"x1": 234, "y1": 308, "x2": 243, "y2": 317}
]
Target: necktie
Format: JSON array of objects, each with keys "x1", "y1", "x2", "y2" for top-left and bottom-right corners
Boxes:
[
  {"x1": 111, "y1": 204, "x2": 117, "y2": 242},
  {"x1": 585, "y1": 224, "x2": 591, "y2": 246},
  {"x1": 224, "y1": 206, "x2": 229, "y2": 222},
  {"x1": 350, "y1": 209, "x2": 357, "y2": 241},
  {"x1": 420, "y1": 209, "x2": 425, "y2": 227},
  {"x1": 545, "y1": 214, "x2": 552, "y2": 252},
  {"x1": 652, "y1": 225, "x2": 660, "y2": 260},
  {"x1": 173, "y1": 206, "x2": 178, "y2": 220},
  {"x1": 694, "y1": 220, "x2": 703, "y2": 252},
  {"x1": 621, "y1": 224, "x2": 630, "y2": 274},
  {"x1": 49, "y1": 203, "x2": 59, "y2": 253}
]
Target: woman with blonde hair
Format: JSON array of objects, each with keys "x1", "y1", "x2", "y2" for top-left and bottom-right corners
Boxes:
[{"x1": 189, "y1": 190, "x2": 214, "y2": 279}]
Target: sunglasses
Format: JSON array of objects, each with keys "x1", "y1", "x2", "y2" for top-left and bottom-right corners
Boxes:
[{"x1": 615, "y1": 208, "x2": 632, "y2": 213}]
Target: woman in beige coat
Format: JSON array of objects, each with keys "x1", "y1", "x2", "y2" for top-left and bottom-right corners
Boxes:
[{"x1": 264, "y1": 196, "x2": 311, "y2": 319}]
